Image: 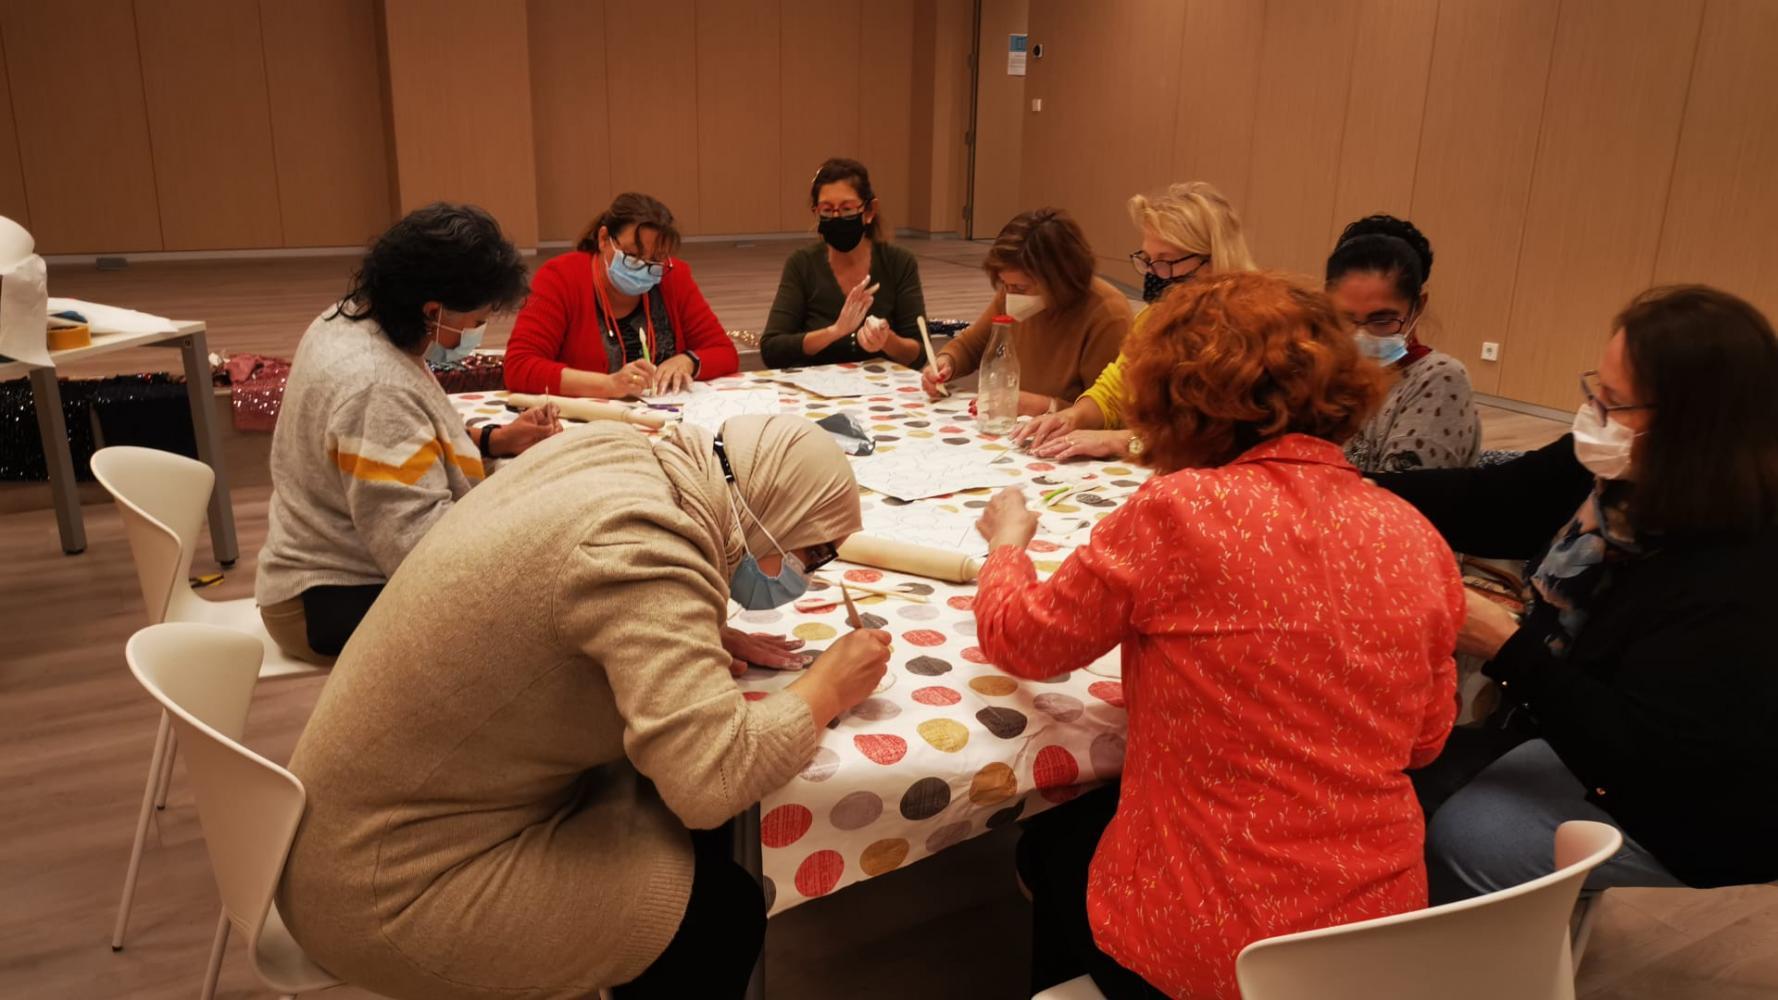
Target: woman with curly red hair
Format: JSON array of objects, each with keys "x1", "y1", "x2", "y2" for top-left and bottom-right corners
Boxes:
[{"x1": 973, "y1": 271, "x2": 1465, "y2": 999}]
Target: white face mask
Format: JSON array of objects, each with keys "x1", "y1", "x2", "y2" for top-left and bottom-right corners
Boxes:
[
  {"x1": 1004, "y1": 292, "x2": 1045, "y2": 321},
  {"x1": 1571, "y1": 403, "x2": 1638, "y2": 479}
]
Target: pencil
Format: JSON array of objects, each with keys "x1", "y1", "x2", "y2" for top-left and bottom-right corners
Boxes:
[
  {"x1": 917, "y1": 316, "x2": 949, "y2": 397},
  {"x1": 812, "y1": 575, "x2": 930, "y2": 604},
  {"x1": 840, "y1": 582, "x2": 863, "y2": 628}
]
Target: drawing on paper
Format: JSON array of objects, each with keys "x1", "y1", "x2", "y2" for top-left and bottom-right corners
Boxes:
[
  {"x1": 776, "y1": 370, "x2": 883, "y2": 398},
  {"x1": 850, "y1": 442, "x2": 1020, "y2": 501},
  {"x1": 859, "y1": 504, "x2": 990, "y2": 556},
  {"x1": 677, "y1": 388, "x2": 782, "y2": 432}
]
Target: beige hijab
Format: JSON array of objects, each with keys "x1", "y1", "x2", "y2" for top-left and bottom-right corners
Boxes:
[{"x1": 653, "y1": 415, "x2": 861, "y2": 591}]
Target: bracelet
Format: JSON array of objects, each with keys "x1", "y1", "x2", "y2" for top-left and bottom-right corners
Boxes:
[
  {"x1": 1046, "y1": 397, "x2": 1060, "y2": 415},
  {"x1": 686, "y1": 350, "x2": 702, "y2": 379},
  {"x1": 478, "y1": 423, "x2": 498, "y2": 458}
]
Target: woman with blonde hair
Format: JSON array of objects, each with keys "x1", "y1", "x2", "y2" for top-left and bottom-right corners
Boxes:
[{"x1": 1015, "y1": 180, "x2": 1256, "y2": 460}]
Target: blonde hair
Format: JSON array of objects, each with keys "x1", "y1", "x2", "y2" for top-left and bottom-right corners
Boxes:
[{"x1": 1127, "y1": 181, "x2": 1256, "y2": 273}]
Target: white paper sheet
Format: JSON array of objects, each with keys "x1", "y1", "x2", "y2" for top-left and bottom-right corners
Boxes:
[
  {"x1": 851, "y1": 441, "x2": 1019, "y2": 501},
  {"x1": 776, "y1": 370, "x2": 881, "y2": 398},
  {"x1": 859, "y1": 504, "x2": 990, "y2": 556},
  {"x1": 678, "y1": 388, "x2": 781, "y2": 433},
  {"x1": 47, "y1": 298, "x2": 177, "y2": 336},
  {"x1": 640, "y1": 382, "x2": 717, "y2": 405},
  {"x1": 0, "y1": 255, "x2": 49, "y2": 366}
]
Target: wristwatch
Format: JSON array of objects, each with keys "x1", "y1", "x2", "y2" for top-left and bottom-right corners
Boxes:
[
  {"x1": 478, "y1": 423, "x2": 499, "y2": 458},
  {"x1": 1126, "y1": 434, "x2": 1145, "y2": 458},
  {"x1": 686, "y1": 350, "x2": 702, "y2": 379}
]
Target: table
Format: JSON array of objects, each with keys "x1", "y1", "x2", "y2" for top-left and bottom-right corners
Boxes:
[
  {"x1": 452, "y1": 362, "x2": 1146, "y2": 910},
  {"x1": 0, "y1": 323, "x2": 237, "y2": 561}
]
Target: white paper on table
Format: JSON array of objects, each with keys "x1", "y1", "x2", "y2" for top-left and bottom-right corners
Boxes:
[
  {"x1": 860, "y1": 503, "x2": 990, "y2": 556},
  {"x1": 47, "y1": 297, "x2": 177, "y2": 337},
  {"x1": 0, "y1": 254, "x2": 48, "y2": 366},
  {"x1": 776, "y1": 370, "x2": 880, "y2": 398},
  {"x1": 851, "y1": 441, "x2": 1017, "y2": 501},
  {"x1": 678, "y1": 388, "x2": 781, "y2": 432},
  {"x1": 641, "y1": 382, "x2": 716, "y2": 405}
]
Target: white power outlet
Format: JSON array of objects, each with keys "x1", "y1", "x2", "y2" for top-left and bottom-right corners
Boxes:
[
  {"x1": 1480, "y1": 342, "x2": 1500, "y2": 362},
  {"x1": 1031, "y1": 98, "x2": 1043, "y2": 112}
]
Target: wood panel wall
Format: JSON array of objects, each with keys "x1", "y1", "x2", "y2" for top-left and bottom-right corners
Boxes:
[{"x1": 1017, "y1": 0, "x2": 1778, "y2": 410}]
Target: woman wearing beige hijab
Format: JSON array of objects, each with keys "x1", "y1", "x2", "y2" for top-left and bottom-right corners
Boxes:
[{"x1": 278, "y1": 414, "x2": 889, "y2": 1000}]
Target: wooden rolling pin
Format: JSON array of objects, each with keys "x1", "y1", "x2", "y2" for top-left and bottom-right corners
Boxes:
[
  {"x1": 506, "y1": 392, "x2": 666, "y2": 429},
  {"x1": 838, "y1": 535, "x2": 981, "y2": 583}
]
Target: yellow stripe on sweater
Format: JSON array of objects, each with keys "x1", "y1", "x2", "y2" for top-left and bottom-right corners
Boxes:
[{"x1": 331, "y1": 438, "x2": 484, "y2": 485}]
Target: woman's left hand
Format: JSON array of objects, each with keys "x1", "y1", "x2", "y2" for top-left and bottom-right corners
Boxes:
[
  {"x1": 976, "y1": 486, "x2": 1039, "y2": 551},
  {"x1": 490, "y1": 403, "x2": 562, "y2": 457},
  {"x1": 721, "y1": 626, "x2": 807, "y2": 677},
  {"x1": 1457, "y1": 589, "x2": 1520, "y2": 660},
  {"x1": 649, "y1": 354, "x2": 696, "y2": 396},
  {"x1": 1033, "y1": 429, "x2": 1127, "y2": 462}
]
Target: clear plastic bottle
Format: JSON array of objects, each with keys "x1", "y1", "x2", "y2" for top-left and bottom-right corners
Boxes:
[{"x1": 978, "y1": 314, "x2": 1020, "y2": 435}]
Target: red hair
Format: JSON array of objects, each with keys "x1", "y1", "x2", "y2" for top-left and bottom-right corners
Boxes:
[{"x1": 1125, "y1": 271, "x2": 1386, "y2": 472}]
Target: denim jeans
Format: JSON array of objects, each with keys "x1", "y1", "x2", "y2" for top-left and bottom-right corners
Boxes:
[{"x1": 1427, "y1": 739, "x2": 1684, "y2": 904}]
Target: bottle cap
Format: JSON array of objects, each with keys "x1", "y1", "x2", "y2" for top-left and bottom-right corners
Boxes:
[{"x1": 992, "y1": 315, "x2": 1015, "y2": 324}]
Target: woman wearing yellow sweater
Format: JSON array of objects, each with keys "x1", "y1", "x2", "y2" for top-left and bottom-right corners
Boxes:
[{"x1": 1015, "y1": 181, "x2": 1256, "y2": 460}]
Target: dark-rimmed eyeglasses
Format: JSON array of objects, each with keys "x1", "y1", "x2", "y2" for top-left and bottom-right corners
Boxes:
[
  {"x1": 800, "y1": 542, "x2": 839, "y2": 574},
  {"x1": 614, "y1": 249, "x2": 673, "y2": 278},
  {"x1": 1130, "y1": 250, "x2": 1208, "y2": 280},
  {"x1": 816, "y1": 205, "x2": 866, "y2": 221},
  {"x1": 1350, "y1": 310, "x2": 1413, "y2": 337},
  {"x1": 1579, "y1": 370, "x2": 1653, "y2": 423}
]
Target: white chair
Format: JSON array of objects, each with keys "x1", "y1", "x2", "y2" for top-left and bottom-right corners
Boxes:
[
  {"x1": 1033, "y1": 821, "x2": 1622, "y2": 1000},
  {"x1": 90, "y1": 446, "x2": 327, "y2": 950},
  {"x1": 126, "y1": 622, "x2": 343, "y2": 1000}
]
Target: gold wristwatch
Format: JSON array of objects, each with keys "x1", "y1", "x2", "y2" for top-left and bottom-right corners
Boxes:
[{"x1": 1126, "y1": 434, "x2": 1145, "y2": 458}]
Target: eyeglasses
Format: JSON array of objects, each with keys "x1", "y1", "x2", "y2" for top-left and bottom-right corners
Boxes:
[
  {"x1": 1352, "y1": 312, "x2": 1412, "y2": 337},
  {"x1": 799, "y1": 542, "x2": 839, "y2": 574},
  {"x1": 1579, "y1": 370, "x2": 1653, "y2": 423},
  {"x1": 614, "y1": 248, "x2": 673, "y2": 278},
  {"x1": 1130, "y1": 250, "x2": 1207, "y2": 280},
  {"x1": 816, "y1": 204, "x2": 865, "y2": 220}
]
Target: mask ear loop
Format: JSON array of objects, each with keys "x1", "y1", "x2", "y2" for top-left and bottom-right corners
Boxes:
[{"x1": 714, "y1": 436, "x2": 797, "y2": 566}]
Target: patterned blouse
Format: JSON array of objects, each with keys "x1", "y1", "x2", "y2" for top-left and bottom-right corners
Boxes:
[
  {"x1": 1344, "y1": 350, "x2": 1481, "y2": 473},
  {"x1": 975, "y1": 434, "x2": 1464, "y2": 999}
]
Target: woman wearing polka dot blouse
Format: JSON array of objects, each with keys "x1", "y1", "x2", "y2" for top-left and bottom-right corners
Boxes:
[
  {"x1": 974, "y1": 272, "x2": 1464, "y2": 999},
  {"x1": 1326, "y1": 215, "x2": 1481, "y2": 473}
]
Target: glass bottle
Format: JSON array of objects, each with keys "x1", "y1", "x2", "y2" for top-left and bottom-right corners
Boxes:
[{"x1": 978, "y1": 314, "x2": 1020, "y2": 435}]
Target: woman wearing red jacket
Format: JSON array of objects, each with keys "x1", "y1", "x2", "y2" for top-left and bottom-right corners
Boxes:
[{"x1": 504, "y1": 193, "x2": 739, "y2": 397}]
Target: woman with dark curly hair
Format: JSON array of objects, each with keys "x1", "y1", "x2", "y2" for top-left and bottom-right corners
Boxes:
[
  {"x1": 972, "y1": 271, "x2": 1465, "y2": 999},
  {"x1": 257, "y1": 203, "x2": 553, "y2": 664}
]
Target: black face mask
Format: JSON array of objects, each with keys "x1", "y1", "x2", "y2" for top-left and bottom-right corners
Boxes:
[
  {"x1": 1140, "y1": 257, "x2": 1209, "y2": 303},
  {"x1": 818, "y1": 213, "x2": 868, "y2": 252}
]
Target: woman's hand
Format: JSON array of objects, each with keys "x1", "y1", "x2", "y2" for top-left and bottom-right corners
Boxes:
[
  {"x1": 1014, "y1": 410, "x2": 1076, "y2": 451},
  {"x1": 977, "y1": 486, "x2": 1040, "y2": 551},
  {"x1": 1457, "y1": 589, "x2": 1521, "y2": 660},
  {"x1": 855, "y1": 316, "x2": 891, "y2": 354},
  {"x1": 1017, "y1": 391, "x2": 1059, "y2": 417},
  {"x1": 921, "y1": 354, "x2": 955, "y2": 399},
  {"x1": 796, "y1": 628, "x2": 893, "y2": 718},
  {"x1": 721, "y1": 626, "x2": 807, "y2": 677},
  {"x1": 605, "y1": 358, "x2": 657, "y2": 398},
  {"x1": 489, "y1": 403, "x2": 561, "y2": 457},
  {"x1": 834, "y1": 274, "x2": 879, "y2": 337},
  {"x1": 649, "y1": 354, "x2": 695, "y2": 395},
  {"x1": 1033, "y1": 429, "x2": 1128, "y2": 462}
]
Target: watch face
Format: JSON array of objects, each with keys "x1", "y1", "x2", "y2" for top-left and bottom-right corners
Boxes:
[{"x1": 1128, "y1": 436, "x2": 1144, "y2": 456}]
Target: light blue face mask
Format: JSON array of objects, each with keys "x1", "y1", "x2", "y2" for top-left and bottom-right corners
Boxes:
[
  {"x1": 729, "y1": 544, "x2": 810, "y2": 610},
  {"x1": 424, "y1": 315, "x2": 485, "y2": 366},
  {"x1": 607, "y1": 249, "x2": 663, "y2": 297},
  {"x1": 1355, "y1": 331, "x2": 1408, "y2": 366}
]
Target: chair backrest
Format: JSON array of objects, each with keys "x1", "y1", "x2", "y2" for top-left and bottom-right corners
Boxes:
[
  {"x1": 91, "y1": 446, "x2": 213, "y2": 624},
  {"x1": 1235, "y1": 821, "x2": 1623, "y2": 1000},
  {"x1": 126, "y1": 623, "x2": 306, "y2": 978}
]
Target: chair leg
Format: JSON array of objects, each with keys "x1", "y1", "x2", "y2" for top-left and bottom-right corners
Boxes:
[
  {"x1": 200, "y1": 911, "x2": 229, "y2": 1000},
  {"x1": 113, "y1": 710, "x2": 170, "y2": 951},
  {"x1": 155, "y1": 727, "x2": 179, "y2": 810},
  {"x1": 1571, "y1": 892, "x2": 1603, "y2": 974}
]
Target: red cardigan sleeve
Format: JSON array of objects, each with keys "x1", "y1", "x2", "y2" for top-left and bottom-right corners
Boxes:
[
  {"x1": 504, "y1": 255, "x2": 597, "y2": 394},
  {"x1": 663, "y1": 260, "x2": 738, "y2": 380}
]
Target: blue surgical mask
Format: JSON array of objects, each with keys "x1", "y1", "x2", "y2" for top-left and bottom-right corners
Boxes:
[
  {"x1": 424, "y1": 316, "x2": 485, "y2": 365},
  {"x1": 1355, "y1": 331, "x2": 1408, "y2": 366},
  {"x1": 607, "y1": 249, "x2": 663, "y2": 297},
  {"x1": 729, "y1": 546, "x2": 810, "y2": 610}
]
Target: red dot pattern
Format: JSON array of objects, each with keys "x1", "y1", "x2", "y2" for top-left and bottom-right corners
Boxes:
[
  {"x1": 794, "y1": 850, "x2": 845, "y2": 897},
  {"x1": 853, "y1": 734, "x2": 908, "y2": 765},
  {"x1": 902, "y1": 629, "x2": 946, "y2": 647},
  {"x1": 911, "y1": 686, "x2": 962, "y2": 706},
  {"x1": 760, "y1": 804, "x2": 813, "y2": 848},
  {"x1": 1033, "y1": 745, "x2": 1080, "y2": 789},
  {"x1": 1088, "y1": 680, "x2": 1126, "y2": 707}
]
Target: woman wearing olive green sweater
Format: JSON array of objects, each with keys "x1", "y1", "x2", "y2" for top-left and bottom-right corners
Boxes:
[{"x1": 1016, "y1": 181, "x2": 1257, "y2": 460}]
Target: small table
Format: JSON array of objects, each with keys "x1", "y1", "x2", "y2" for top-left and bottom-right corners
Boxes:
[{"x1": 0, "y1": 322, "x2": 237, "y2": 561}]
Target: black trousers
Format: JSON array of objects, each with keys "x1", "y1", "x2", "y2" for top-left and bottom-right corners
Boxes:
[
  {"x1": 612, "y1": 826, "x2": 766, "y2": 999},
  {"x1": 299, "y1": 583, "x2": 384, "y2": 656},
  {"x1": 1016, "y1": 784, "x2": 1168, "y2": 999}
]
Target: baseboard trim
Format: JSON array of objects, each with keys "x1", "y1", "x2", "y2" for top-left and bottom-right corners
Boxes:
[{"x1": 1474, "y1": 393, "x2": 1570, "y2": 423}]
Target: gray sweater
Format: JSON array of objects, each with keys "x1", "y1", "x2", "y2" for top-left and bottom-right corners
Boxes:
[
  {"x1": 1344, "y1": 350, "x2": 1481, "y2": 474},
  {"x1": 256, "y1": 308, "x2": 483, "y2": 606}
]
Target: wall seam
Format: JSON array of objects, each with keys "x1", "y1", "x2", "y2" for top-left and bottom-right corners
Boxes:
[
  {"x1": 0, "y1": 18, "x2": 31, "y2": 230},
  {"x1": 129, "y1": 0, "x2": 168, "y2": 250},
  {"x1": 253, "y1": 1, "x2": 288, "y2": 247},
  {"x1": 1402, "y1": 0, "x2": 1442, "y2": 220},
  {"x1": 1495, "y1": 0, "x2": 1567, "y2": 398},
  {"x1": 1648, "y1": 0, "x2": 1710, "y2": 284}
]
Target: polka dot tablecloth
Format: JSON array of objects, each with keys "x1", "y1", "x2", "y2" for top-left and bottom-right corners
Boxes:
[{"x1": 451, "y1": 363, "x2": 1146, "y2": 915}]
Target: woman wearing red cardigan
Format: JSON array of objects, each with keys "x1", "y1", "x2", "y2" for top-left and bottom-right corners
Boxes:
[
  {"x1": 974, "y1": 272, "x2": 1463, "y2": 999},
  {"x1": 504, "y1": 193, "x2": 739, "y2": 397}
]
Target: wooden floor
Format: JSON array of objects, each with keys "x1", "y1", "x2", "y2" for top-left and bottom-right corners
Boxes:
[{"x1": 4, "y1": 242, "x2": 1770, "y2": 999}]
